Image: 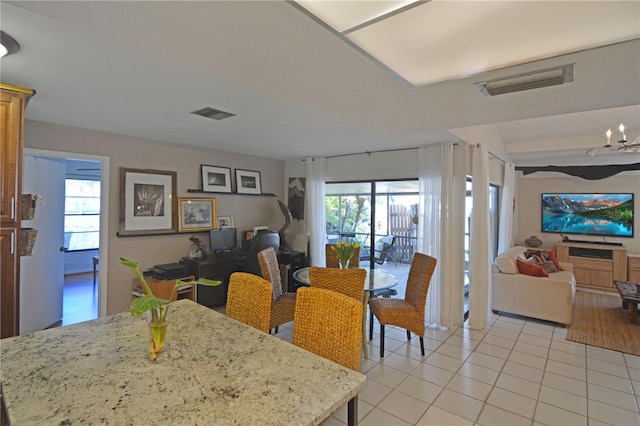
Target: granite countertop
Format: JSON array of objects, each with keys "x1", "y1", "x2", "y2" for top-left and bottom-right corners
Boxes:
[{"x1": 1, "y1": 299, "x2": 366, "y2": 425}]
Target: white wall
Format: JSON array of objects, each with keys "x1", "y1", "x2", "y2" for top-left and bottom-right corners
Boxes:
[
  {"x1": 25, "y1": 120, "x2": 285, "y2": 315},
  {"x1": 517, "y1": 172, "x2": 640, "y2": 254}
]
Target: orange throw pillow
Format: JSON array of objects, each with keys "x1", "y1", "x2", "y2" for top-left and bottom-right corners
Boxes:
[
  {"x1": 516, "y1": 259, "x2": 549, "y2": 277},
  {"x1": 547, "y1": 249, "x2": 563, "y2": 271}
]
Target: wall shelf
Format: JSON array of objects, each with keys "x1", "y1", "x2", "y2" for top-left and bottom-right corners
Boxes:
[{"x1": 187, "y1": 189, "x2": 277, "y2": 197}]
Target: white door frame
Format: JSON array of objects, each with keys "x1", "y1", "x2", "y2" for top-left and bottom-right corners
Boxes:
[{"x1": 23, "y1": 148, "x2": 109, "y2": 318}]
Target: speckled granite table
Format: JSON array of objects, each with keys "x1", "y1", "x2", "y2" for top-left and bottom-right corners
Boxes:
[{"x1": 1, "y1": 299, "x2": 366, "y2": 425}]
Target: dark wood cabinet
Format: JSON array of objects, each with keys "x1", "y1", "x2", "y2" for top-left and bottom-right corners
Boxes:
[
  {"x1": 180, "y1": 255, "x2": 245, "y2": 307},
  {"x1": 277, "y1": 251, "x2": 309, "y2": 293}
]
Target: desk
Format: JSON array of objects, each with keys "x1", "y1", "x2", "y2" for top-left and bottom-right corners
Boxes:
[
  {"x1": 132, "y1": 275, "x2": 195, "y2": 302},
  {"x1": 181, "y1": 254, "x2": 246, "y2": 307},
  {"x1": 293, "y1": 267, "x2": 398, "y2": 359},
  {"x1": 0, "y1": 299, "x2": 366, "y2": 425}
]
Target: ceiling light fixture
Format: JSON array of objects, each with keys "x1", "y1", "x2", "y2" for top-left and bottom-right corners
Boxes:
[
  {"x1": 475, "y1": 64, "x2": 575, "y2": 96},
  {"x1": 0, "y1": 31, "x2": 20, "y2": 58},
  {"x1": 586, "y1": 123, "x2": 640, "y2": 156},
  {"x1": 191, "y1": 107, "x2": 235, "y2": 121}
]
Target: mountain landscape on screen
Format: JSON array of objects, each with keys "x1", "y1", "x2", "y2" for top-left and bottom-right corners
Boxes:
[{"x1": 541, "y1": 193, "x2": 634, "y2": 238}]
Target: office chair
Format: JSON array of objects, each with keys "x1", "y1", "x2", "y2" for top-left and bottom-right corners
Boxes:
[{"x1": 243, "y1": 231, "x2": 280, "y2": 276}]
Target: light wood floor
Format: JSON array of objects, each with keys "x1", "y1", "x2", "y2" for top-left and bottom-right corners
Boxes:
[{"x1": 62, "y1": 272, "x2": 98, "y2": 326}]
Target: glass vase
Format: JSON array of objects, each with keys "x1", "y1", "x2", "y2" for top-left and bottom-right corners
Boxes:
[
  {"x1": 147, "y1": 304, "x2": 171, "y2": 363},
  {"x1": 339, "y1": 259, "x2": 350, "y2": 269}
]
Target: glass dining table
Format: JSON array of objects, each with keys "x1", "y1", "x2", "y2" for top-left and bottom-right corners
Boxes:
[{"x1": 293, "y1": 266, "x2": 399, "y2": 359}]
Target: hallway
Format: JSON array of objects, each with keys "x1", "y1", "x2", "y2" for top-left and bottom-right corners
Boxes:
[{"x1": 62, "y1": 272, "x2": 98, "y2": 326}]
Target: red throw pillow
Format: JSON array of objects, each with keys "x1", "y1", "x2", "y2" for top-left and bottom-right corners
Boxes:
[
  {"x1": 516, "y1": 259, "x2": 549, "y2": 277},
  {"x1": 547, "y1": 249, "x2": 563, "y2": 271}
]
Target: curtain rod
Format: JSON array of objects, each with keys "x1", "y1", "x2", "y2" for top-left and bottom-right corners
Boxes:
[
  {"x1": 488, "y1": 150, "x2": 507, "y2": 165},
  {"x1": 305, "y1": 144, "x2": 507, "y2": 164},
  {"x1": 303, "y1": 146, "x2": 419, "y2": 161}
]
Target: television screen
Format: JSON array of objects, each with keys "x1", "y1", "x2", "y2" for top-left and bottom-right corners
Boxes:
[
  {"x1": 210, "y1": 228, "x2": 237, "y2": 252},
  {"x1": 541, "y1": 193, "x2": 634, "y2": 238}
]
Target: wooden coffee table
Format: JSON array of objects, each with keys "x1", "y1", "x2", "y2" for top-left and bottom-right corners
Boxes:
[{"x1": 614, "y1": 280, "x2": 640, "y2": 324}]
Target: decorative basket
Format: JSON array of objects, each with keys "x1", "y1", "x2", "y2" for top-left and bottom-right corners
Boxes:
[
  {"x1": 20, "y1": 228, "x2": 38, "y2": 256},
  {"x1": 21, "y1": 194, "x2": 37, "y2": 220}
]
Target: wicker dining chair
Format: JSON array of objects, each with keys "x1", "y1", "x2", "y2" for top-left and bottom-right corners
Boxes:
[
  {"x1": 226, "y1": 272, "x2": 272, "y2": 333},
  {"x1": 308, "y1": 267, "x2": 366, "y2": 301},
  {"x1": 257, "y1": 247, "x2": 297, "y2": 333},
  {"x1": 368, "y1": 252, "x2": 437, "y2": 357},
  {"x1": 326, "y1": 244, "x2": 360, "y2": 269},
  {"x1": 293, "y1": 287, "x2": 363, "y2": 371}
]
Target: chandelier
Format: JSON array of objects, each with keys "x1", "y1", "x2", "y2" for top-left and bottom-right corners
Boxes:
[{"x1": 586, "y1": 123, "x2": 640, "y2": 156}]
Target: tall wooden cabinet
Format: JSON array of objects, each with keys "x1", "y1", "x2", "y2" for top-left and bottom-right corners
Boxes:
[{"x1": 1, "y1": 84, "x2": 34, "y2": 338}]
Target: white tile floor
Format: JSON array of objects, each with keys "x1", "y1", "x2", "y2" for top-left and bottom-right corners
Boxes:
[{"x1": 273, "y1": 309, "x2": 640, "y2": 426}]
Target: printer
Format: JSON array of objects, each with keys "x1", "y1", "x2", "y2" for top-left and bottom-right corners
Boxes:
[{"x1": 149, "y1": 263, "x2": 190, "y2": 280}]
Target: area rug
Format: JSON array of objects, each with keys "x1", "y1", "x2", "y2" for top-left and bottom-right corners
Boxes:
[{"x1": 566, "y1": 290, "x2": 640, "y2": 356}]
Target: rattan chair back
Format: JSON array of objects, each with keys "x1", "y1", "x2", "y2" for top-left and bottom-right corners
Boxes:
[
  {"x1": 368, "y1": 252, "x2": 437, "y2": 357},
  {"x1": 308, "y1": 267, "x2": 366, "y2": 301},
  {"x1": 293, "y1": 287, "x2": 363, "y2": 371},
  {"x1": 226, "y1": 272, "x2": 272, "y2": 333},
  {"x1": 258, "y1": 247, "x2": 283, "y2": 300},
  {"x1": 405, "y1": 253, "x2": 437, "y2": 317},
  {"x1": 325, "y1": 244, "x2": 360, "y2": 269},
  {"x1": 258, "y1": 246, "x2": 297, "y2": 331}
]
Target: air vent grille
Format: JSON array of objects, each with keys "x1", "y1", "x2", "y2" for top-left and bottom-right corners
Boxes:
[
  {"x1": 191, "y1": 107, "x2": 235, "y2": 120},
  {"x1": 475, "y1": 64, "x2": 574, "y2": 96}
]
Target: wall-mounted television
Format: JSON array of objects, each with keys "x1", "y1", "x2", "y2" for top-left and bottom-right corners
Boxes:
[{"x1": 541, "y1": 193, "x2": 634, "y2": 238}]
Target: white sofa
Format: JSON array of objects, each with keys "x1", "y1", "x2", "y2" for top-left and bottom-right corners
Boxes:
[{"x1": 491, "y1": 246, "x2": 576, "y2": 326}]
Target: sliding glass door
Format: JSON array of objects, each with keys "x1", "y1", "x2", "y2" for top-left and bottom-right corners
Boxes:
[
  {"x1": 325, "y1": 180, "x2": 419, "y2": 268},
  {"x1": 464, "y1": 178, "x2": 500, "y2": 316}
]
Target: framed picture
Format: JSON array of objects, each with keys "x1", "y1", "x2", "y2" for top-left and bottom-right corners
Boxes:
[
  {"x1": 201, "y1": 165, "x2": 232, "y2": 193},
  {"x1": 120, "y1": 168, "x2": 177, "y2": 235},
  {"x1": 217, "y1": 215, "x2": 234, "y2": 229},
  {"x1": 178, "y1": 198, "x2": 217, "y2": 232},
  {"x1": 235, "y1": 169, "x2": 262, "y2": 195}
]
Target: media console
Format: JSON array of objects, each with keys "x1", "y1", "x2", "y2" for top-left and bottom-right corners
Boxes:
[{"x1": 556, "y1": 242, "x2": 627, "y2": 291}]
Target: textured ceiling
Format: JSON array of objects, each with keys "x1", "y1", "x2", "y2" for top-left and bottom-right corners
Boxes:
[{"x1": 1, "y1": 1, "x2": 639, "y2": 165}]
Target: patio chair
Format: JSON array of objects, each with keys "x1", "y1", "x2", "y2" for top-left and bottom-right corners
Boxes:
[{"x1": 360, "y1": 235, "x2": 398, "y2": 267}]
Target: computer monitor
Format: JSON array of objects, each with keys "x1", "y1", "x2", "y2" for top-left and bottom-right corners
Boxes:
[{"x1": 210, "y1": 228, "x2": 237, "y2": 253}]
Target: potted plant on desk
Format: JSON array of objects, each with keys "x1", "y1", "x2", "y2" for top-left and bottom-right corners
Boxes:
[{"x1": 121, "y1": 257, "x2": 221, "y2": 363}]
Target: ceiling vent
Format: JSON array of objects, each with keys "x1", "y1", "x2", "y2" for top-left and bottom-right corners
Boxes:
[
  {"x1": 475, "y1": 63, "x2": 574, "y2": 96},
  {"x1": 191, "y1": 107, "x2": 235, "y2": 120}
]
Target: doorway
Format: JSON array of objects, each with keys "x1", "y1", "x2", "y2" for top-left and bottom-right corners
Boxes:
[{"x1": 22, "y1": 149, "x2": 109, "y2": 329}]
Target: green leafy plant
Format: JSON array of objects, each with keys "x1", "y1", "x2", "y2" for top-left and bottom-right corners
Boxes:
[
  {"x1": 121, "y1": 256, "x2": 221, "y2": 316},
  {"x1": 331, "y1": 240, "x2": 360, "y2": 268},
  {"x1": 121, "y1": 257, "x2": 221, "y2": 362}
]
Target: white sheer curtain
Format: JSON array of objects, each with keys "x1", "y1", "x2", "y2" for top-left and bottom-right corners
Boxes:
[
  {"x1": 418, "y1": 142, "x2": 455, "y2": 327},
  {"x1": 497, "y1": 162, "x2": 516, "y2": 255},
  {"x1": 469, "y1": 144, "x2": 492, "y2": 329},
  {"x1": 305, "y1": 157, "x2": 326, "y2": 267}
]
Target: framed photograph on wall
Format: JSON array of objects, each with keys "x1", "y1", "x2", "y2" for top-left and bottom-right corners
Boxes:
[
  {"x1": 120, "y1": 168, "x2": 177, "y2": 235},
  {"x1": 178, "y1": 198, "x2": 217, "y2": 232},
  {"x1": 201, "y1": 165, "x2": 232, "y2": 193},
  {"x1": 235, "y1": 169, "x2": 262, "y2": 195},
  {"x1": 217, "y1": 215, "x2": 234, "y2": 229}
]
